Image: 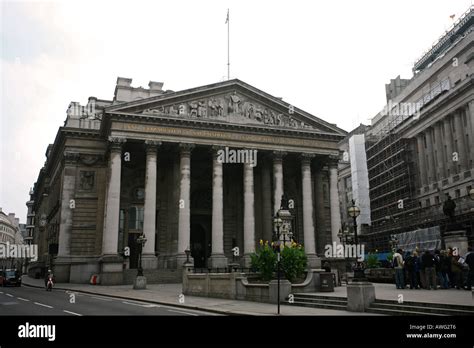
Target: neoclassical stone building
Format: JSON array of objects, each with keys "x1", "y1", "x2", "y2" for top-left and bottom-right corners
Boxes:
[{"x1": 29, "y1": 78, "x2": 346, "y2": 284}]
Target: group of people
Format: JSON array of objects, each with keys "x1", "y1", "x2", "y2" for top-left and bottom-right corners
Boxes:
[{"x1": 392, "y1": 246, "x2": 474, "y2": 290}]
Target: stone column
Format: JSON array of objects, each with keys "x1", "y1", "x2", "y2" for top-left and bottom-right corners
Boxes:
[
  {"x1": 434, "y1": 122, "x2": 446, "y2": 180},
  {"x1": 142, "y1": 140, "x2": 161, "y2": 269},
  {"x1": 261, "y1": 155, "x2": 273, "y2": 243},
  {"x1": 243, "y1": 160, "x2": 255, "y2": 267},
  {"x1": 444, "y1": 116, "x2": 456, "y2": 176},
  {"x1": 55, "y1": 151, "x2": 79, "y2": 282},
  {"x1": 416, "y1": 134, "x2": 428, "y2": 186},
  {"x1": 425, "y1": 128, "x2": 436, "y2": 183},
  {"x1": 328, "y1": 157, "x2": 342, "y2": 245},
  {"x1": 454, "y1": 111, "x2": 468, "y2": 173},
  {"x1": 273, "y1": 151, "x2": 286, "y2": 214},
  {"x1": 209, "y1": 146, "x2": 227, "y2": 268},
  {"x1": 177, "y1": 143, "x2": 194, "y2": 265},
  {"x1": 301, "y1": 153, "x2": 319, "y2": 268},
  {"x1": 103, "y1": 137, "x2": 126, "y2": 256},
  {"x1": 100, "y1": 136, "x2": 126, "y2": 285},
  {"x1": 468, "y1": 102, "x2": 474, "y2": 166}
]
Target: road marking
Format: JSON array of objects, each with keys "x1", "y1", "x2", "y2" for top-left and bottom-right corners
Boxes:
[
  {"x1": 166, "y1": 309, "x2": 199, "y2": 316},
  {"x1": 88, "y1": 295, "x2": 113, "y2": 302},
  {"x1": 34, "y1": 302, "x2": 53, "y2": 308},
  {"x1": 0, "y1": 291, "x2": 3, "y2": 294},
  {"x1": 122, "y1": 301, "x2": 160, "y2": 308},
  {"x1": 6, "y1": 293, "x2": 13, "y2": 297},
  {"x1": 63, "y1": 310, "x2": 82, "y2": 316},
  {"x1": 17, "y1": 297, "x2": 30, "y2": 301}
]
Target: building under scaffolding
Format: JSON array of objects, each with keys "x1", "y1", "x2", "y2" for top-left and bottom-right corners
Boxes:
[{"x1": 354, "y1": 6, "x2": 474, "y2": 252}]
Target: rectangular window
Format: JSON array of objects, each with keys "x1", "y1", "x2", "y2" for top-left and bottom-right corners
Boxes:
[
  {"x1": 455, "y1": 189, "x2": 461, "y2": 199},
  {"x1": 434, "y1": 196, "x2": 440, "y2": 204},
  {"x1": 426, "y1": 199, "x2": 430, "y2": 206}
]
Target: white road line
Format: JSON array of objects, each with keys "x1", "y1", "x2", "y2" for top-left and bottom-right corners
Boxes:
[
  {"x1": 121, "y1": 301, "x2": 160, "y2": 308},
  {"x1": 166, "y1": 309, "x2": 199, "y2": 316},
  {"x1": 17, "y1": 297, "x2": 30, "y2": 302},
  {"x1": 88, "y1": 295, "x2": 112, "y2": 302},
  {"x1": 0, "y1": 291, "x2": 3, "y2": 294},
  {"x1": 34, "y1": 302, "x2": 53, "y2": 309},
  {"x1": 6, "y1": 293, "x2": 13, "y2": 297},
  {"x1": 63, "y1": 310, "x2": 82, "y2": 316}
]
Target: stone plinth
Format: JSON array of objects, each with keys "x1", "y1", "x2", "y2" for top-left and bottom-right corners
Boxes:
[
  {"x1": 133, "y1": 276, "x2": 147, "y2": 290},
  {"x1": 269, "y1": 279, "x2": 291, "y2": 304},
  {"x1": 443, "y1": 230, "x2": 469, "y2": 256},
  {"x1": 347, "y1": 281, "x2": 375, "y2": 312}
]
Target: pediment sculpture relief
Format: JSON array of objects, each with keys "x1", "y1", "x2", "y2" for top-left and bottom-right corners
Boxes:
[{"x1": 142, "y1": 92, "x2": 315, "y2": 130}]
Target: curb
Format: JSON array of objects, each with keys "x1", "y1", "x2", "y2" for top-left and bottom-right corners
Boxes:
[{"x1": 21, "y1": 281, "x2": 258, "y2": 316}]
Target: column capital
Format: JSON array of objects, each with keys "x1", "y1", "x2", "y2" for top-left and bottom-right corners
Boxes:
[
  {"x1": 108, "y1": 136, "x2": 127, "y2": 151},
  {"x1": 210, "y1": 145, "x2": 225, "y2": 158},
  {"x1": 179, "y1": 143, "x2": 195, "y2": 156},
  {"x1": 300, "y1": 153, "x2": 315, "y2": 166},
  {"x1": 272, "y1": 150, "x2": 287, "y2": 162},
  {"x1": 327, "y1": 155, "x2": 339, "y2": 168},
  {"x1": 145, "y1": 140, "x2": 161, "y2": 154}
]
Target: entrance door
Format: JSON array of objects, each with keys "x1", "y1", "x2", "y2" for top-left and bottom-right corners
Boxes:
[
  {"x1": 190, "y1": 223, "x2": 209, "y2": 268},
  {"x1": 126, "y1": 205, "x2": 144, "y2": 269}
]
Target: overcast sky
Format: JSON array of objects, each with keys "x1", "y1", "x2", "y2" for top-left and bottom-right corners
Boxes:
[{"x1": 1, "y1": 0, "x2": 472, "y2": 221}]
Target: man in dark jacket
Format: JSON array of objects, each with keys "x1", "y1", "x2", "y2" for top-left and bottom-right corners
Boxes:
[
  {"x1": 465, "y1": 247, "x2": 474, "y2": 291},
  {"x1": 422, "y1": 250, "x2": 437, "y2": 290}
]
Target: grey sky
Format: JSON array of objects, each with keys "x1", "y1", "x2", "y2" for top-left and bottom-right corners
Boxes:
[{"x1": 0, "y1": 0, "x2": 472, "y2": 220}]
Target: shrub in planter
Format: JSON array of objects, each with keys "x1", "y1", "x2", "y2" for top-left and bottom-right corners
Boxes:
[
  {"x1": 280, "y1": 242, "x2": 307, "y2": 283},
  {"x1": 250, "y1": 241, "x2": 277, "y2": 281},
  {"x1": 366, "y1": 252, "x2": 380, "y2": 269}
]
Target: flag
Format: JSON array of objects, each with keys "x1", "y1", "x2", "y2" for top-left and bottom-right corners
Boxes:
[
  {"x1": 225, "y1": 9, "x2": 229, "y2": 24},
  {"x1": 449, "y1": 14, "x2": 455, "y2": 20}
]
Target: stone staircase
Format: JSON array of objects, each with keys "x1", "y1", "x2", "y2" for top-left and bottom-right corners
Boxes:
[{"x1": 288, "y1": 293, "x2": 474, "y2": 315}]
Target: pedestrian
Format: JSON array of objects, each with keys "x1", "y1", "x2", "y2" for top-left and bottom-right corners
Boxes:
[
  {"x1": 418, "y1": 251, "x2": 426, "y2": 289},
  {"x1": 392, "y1": 249, "x2": 405, "y2": 289},
  {"x1": 434, "y1": 250, "x2": 447, "y2": 289},
  {"x1": 447, "y1": 247, "x2": 454, "y2": 288},
  {"x1": 440, "y1": 250, "x2": 451, "y2": 289},
  {"x1": 464, "y1": 247, "x2": 474, "y2": 291},
  {"x1": 421, "y1": 250, "x2": 437, "y2": 290},
  {"x1": 451, "y1": 254, "x2": 463, "y2": 289},
  {"x1": 404, "y1": 251, "x2": 419, "y2": 289}
]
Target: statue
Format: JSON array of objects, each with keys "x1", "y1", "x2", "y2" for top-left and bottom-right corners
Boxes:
[
  {"x1": 280, "y1": 194, "x2": 289, "y2": 210},
  {"x1": 443, "y1": 194, "x2": 456, "y2": 223},
  {"x1": 189, "y1": 101, "x2": 198, "y2": 117},
  {"x1": 229, "y1": 92, "x2": 241, "y2": 115}
]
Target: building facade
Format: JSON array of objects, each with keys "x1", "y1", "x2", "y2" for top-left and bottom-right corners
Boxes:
[
  {"x1": 28, "y1": 78, "x2": 346, "y2": 284},
  {"x1": 0, "y1": 208, "x2": 24, "y2": 269},
  {"x1": 341, "y1": 7, "x2": 474, "y2": 252}
]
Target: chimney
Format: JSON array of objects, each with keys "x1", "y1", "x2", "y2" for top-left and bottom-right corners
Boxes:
[
  {"x1": 148, "y1": 81, "x2": 164, "y2": 91},
  {"x1": 117, "y1": 77, "x2": 132, "y2": 87}
]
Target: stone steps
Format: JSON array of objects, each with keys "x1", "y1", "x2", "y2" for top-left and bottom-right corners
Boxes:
[
  {"x1": 123, "y1": 269, "x2": 181, "y2": 284},
  {"x1": 288, "y1": 293, "x2": 474, "y2": 315}
]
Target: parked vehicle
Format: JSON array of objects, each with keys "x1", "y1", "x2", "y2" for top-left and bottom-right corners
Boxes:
[{"x1": 0, "y1": 269, "x2": 22, "y2": 287}]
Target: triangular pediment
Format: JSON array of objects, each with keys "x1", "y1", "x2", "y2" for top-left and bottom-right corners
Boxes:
[{"x1": 106, "y1": 79, "x2": 346, "y2": 136}]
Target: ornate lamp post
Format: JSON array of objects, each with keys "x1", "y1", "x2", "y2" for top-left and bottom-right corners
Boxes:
[
  {"x1": 136, "y1": 233, "x2": 147, "y2": 277},
  {"x1": 272, "y1": 195, "x2": 293, "y2": 315},
  {"x1": 348, "y1": 199, "x2": 365, "y2": 281}
]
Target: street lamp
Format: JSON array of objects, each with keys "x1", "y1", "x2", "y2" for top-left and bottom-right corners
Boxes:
[
  {"x1": 347, "y1": 199, "x2": 365, "y2": 281},
  {"x1": 136, "y1": 233, "x2": 147, "y2": 277}
]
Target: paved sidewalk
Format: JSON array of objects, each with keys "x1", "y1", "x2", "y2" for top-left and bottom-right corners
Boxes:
[
  {"x1": 310, "y1": 283, "x2": 474, "y2": 307},
  {"x1": 21, "y1": 276, "x2": 378, "y2": 316}
]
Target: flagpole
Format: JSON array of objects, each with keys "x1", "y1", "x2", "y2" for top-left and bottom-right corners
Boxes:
[{"x1": 227, "y1": 9, "x2": 230, "y2": 80}]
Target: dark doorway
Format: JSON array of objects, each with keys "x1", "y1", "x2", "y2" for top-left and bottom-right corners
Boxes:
[{"x1": 191, "y1": 222, "x2": 210, "y2": 268}]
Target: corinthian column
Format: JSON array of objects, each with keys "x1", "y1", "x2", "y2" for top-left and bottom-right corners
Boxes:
[
  {"x1": 100, "y1": 136, "x2": 126, "y2": 285},
  {"x1": 443, "y1": 116, "x2": 456, "y2": 176},
  {"x1": 454, "y1": 110, "x2": 468, "y2": 173},
  {"x1": 103, "y1": 137, "x2": 126, "y2": 256},
  {"x1": 209, "y1": 146, "x2": 227, "y2": 268},
  {"x1": 142, "y1": 140, "x2": 161, "y2": 269},
  {"x1": 434, "y1": 122, "x2": 446, "y2": 180},
  {"x1": 243, "y1": 161, "x2": 255, "y2": 267},
  {"x1": 301, "y1": 153, "x2": 319, "y2": 268},
  {"x1": 273, "y1": 151, "x2": 286, "y2": 214},
  {"x1": 328, "y1": 156, "x2": 342, "y2": 245},
  {"x1": 416, "y1": 135, "x2": 428, "y2": 186},
  {"x1": 177, "y1": 143, "x2": 194, "y2": 265}
]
